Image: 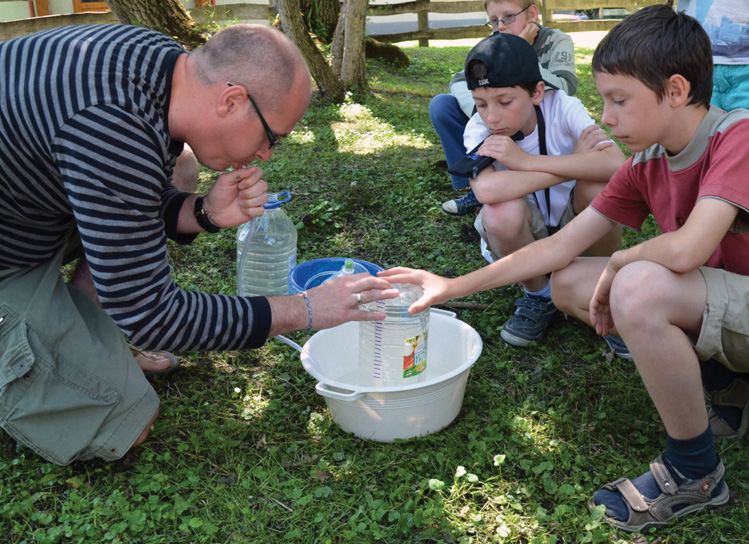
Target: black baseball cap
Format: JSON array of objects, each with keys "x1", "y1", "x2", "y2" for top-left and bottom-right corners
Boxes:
[{"x1": 465, "y1": 32, "x2": 543, "y2": 90}]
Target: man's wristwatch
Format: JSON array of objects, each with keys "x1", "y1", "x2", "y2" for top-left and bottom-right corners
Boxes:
[{"x1": 193, "y1": 196, "x2": 220, "y2": 233}]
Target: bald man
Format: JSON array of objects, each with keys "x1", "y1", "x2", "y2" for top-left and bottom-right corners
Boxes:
[{"x1": 0, "y1": 24, "x2": 395, "y2": 465}]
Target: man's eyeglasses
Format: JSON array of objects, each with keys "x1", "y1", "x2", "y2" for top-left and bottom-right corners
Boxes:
[
  {"x1": 486, "y1": 5, "x2": 530, "y2": 29},
  {"x1": 227, "y1": 82, "x2": 279, "y2": 149}
]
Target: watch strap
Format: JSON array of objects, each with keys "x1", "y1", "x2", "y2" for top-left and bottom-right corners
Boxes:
[{"x1": 193, "y1": 196, "x2": 220, "y2": 233}]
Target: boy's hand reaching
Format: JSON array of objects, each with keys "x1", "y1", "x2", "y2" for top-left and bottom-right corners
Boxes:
[
  {"x1": 377, "y1": 267, "x2": 455, "y2": 315},
  {"x1": 574, "y1": 125, "x2": 614, "y2": 154}
]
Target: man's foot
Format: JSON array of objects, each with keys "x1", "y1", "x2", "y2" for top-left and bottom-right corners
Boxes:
[
  {"x1": 603, "y1": 334, "x2": 632, "y2": 360},
  {"x1": 441, "y1": 190, "x2": 481, "y2": 216},
  {"x1": 499, "y1": 294, "x2": 559, "y2": 347},
  {"x1": 590, "y1": 455, "x2": 729, "y2": 533},
  {"x1": 129, "y1": 346, "x2": 180, "y2": 378},
  {"x1": 705, "y1": 375, "x2": 749, "y2": 440}
]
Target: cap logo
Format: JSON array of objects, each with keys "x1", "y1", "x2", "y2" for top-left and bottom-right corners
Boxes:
[{"x1": 477, "y1": 78, "x2": 490, "y2": 86}]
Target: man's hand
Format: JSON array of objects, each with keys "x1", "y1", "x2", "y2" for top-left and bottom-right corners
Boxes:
[
  {"x1": 203, "y1": 167, "x2": 269, "y2": 228},
  {"x1": 266, "y1": 273, "x2": 400, "y2": 337}
]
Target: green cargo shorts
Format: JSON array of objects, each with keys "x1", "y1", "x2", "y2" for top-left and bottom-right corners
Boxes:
[{"x1": 0, "y1": 245, "x2": 159, "y2": 465}]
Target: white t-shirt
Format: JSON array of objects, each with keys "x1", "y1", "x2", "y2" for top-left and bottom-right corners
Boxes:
[{"x1": 463, "y1": 89, "x2": 596, "y2": 227}]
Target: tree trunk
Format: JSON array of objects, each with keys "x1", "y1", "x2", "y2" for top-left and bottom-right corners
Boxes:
[
  {"x1": 105, "y1": 0, "x2": 206, "y2": 49},
  {"x1": 330, "y1": 2, "x2": 346, "y2": 76},
  {"x1": 341, "y1": 0, "x2": 368, "y2": 91},
  {"x1": 277, "y1": 0, "x2": 347, "y2": 103},
  {"x1": 299, "y1": 0, "x2": 340, "y2": 43}
]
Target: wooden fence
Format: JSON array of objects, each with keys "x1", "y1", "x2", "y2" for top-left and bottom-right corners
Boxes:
[{"x1": 0, "y1": 0, "x2": 669, "y2": 45}]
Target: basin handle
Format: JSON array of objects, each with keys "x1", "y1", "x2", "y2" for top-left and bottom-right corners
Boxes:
[{"x1": 315, "y1": 382, "x2": 365, "y2": 401}]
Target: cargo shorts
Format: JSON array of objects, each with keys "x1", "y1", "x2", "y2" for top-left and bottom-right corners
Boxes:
[
  {"x1": 696, "y1": 266, "x2": 749, "y2": 373},
  {"x1": 0, "y1": 244, "x2": 159, "y2": 465}
]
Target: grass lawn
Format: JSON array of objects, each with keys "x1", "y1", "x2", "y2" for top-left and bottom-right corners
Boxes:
[{"x1": 2, "y1": 39, "x2": 749, "y2": 544}]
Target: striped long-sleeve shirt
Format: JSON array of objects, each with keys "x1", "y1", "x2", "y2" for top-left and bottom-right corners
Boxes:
[{"x1": 0, "y1": 24, "x2": 270, "y2": 351}]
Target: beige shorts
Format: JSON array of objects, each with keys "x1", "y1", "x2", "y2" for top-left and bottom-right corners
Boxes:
[
  {"x1": 696, "y1": 266, "x2": 749, "y2": 372},
  {"x1": 474, "y1": 194, "x2": 576, "y2": 262}
]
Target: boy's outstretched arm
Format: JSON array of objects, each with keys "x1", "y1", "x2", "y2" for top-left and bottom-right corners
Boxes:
[
  {"x1": 380, "y1": 207, "x2": 615, "y2": 314},
  {"x1": 589, "y1": 197, "x2": 739, "y2": 336}
]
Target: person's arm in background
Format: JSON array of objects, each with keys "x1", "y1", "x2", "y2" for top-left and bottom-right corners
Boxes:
[{"x1": 535, "y1": 27, "x2": 578, "y2": 96}]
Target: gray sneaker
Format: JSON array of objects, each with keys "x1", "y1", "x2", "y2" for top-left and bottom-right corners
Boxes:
[{"x1": 500, "y1": 294, "x2": 559, "y2": 347}]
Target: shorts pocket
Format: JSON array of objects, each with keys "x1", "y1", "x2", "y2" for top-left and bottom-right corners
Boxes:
[{"x1": 0, "y1": 309, "x2": 121, "y2": 466}]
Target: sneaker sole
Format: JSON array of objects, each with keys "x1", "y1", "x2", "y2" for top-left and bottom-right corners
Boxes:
[
  {"x1": 499, "y1": 328, "x2": 537, "y2": 347},
  {"x1": 440, "y1": 206, "x2": 473, "y2": 217}
]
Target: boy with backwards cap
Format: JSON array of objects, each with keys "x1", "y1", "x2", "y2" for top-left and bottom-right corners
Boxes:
[
  {"x1": 459, "y1": 32, "x2": 625, "y2": 351},
  {"x1": 383, "y1": 5, "x2": 749, "y2": 530}
]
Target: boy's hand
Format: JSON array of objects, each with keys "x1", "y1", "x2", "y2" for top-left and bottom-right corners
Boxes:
[
  {"x1": 377, "y1": 267, "x2": 454, "y2": 315},
  {"x1": 574, "y1": 125, "x2": 614, "y2": 154},
  {"x1": 479, "y1": 135, "x2": 531, "y2": 170},
  {"x1": 518, "y1": 22, "x2": 538, "y2": 44},
  {"x1": 589, "y1": 256, "x2": 622, "y2": 336}
]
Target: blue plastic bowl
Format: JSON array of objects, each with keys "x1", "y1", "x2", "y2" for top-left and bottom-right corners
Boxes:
[{"x1": 288, "y1": 257, "x2": 384, "y2": 293}]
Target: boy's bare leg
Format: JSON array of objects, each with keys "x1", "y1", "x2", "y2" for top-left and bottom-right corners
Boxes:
[
  {"x1": 482, "y1": 199, "x2": 548, "y2": 292},
  {"x1": 609, "y1": 261, "x2": 708, "y2": 438},
  {"x1": 550, "y1": 257, "x2": 611, "y2": 327},
  {"x1": 554, "y1": 258, "x2": 708, "y2": 437}
]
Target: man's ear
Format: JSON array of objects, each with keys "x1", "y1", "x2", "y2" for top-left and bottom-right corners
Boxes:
[
  {"x1": 532, "y1": 80, "x2": 545, "y2": 105},
  {"x1": 217, "y1": 84, "x2": 245, "y2": 118},
  {"x1": 666, "y1": 74, "x2": 691, "y2": 108}
]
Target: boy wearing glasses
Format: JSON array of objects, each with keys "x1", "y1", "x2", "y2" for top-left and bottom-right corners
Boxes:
[{"x1": 431, "y1": 0, "x2": 578, "y2": 216}]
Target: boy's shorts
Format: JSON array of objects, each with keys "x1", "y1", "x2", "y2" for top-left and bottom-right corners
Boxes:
[
  {"x1": 696, "y1": 266, "x2": 749, "y2": 373},
  {"x1": 0, "y1": 243, "x2": 159, "y2": 465},
  {"x1": 474, "y1": 194, "x2": 576, "y2": 263}
]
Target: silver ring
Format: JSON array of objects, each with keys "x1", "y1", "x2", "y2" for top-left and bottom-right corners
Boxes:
[{"x1": 356, "y1": 292, "x2": 362, "y2": 304}]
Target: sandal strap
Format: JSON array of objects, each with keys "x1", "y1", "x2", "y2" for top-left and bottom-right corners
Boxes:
[
  {"x1": 650, "y1": 455, "x2": 678, "y2": 496},
  {"x1": 611, "y1": 478, "x2": 650, "y2": 513}
]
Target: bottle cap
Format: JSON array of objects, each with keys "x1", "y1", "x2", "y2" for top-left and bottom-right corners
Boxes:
[{"x1": 263, "y1": 190, "x2": 292, "y2": 209}]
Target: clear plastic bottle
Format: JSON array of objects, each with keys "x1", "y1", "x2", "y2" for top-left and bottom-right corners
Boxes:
[
  {"x1": 358, "y1": 283, "x2": 429, "y2": 387},
  {"x1": 236, "y1": 191, "x2": 297, "y2": 297}
]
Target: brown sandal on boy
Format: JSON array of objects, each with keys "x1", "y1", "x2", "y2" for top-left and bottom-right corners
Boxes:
[{"x1": 592, "y1": 456, "x2": 729, "y2": 533}]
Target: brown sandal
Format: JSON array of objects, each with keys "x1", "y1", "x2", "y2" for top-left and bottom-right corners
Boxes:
[{"x1": 592, "y1": 455, "x2": 729, "y2": 533}]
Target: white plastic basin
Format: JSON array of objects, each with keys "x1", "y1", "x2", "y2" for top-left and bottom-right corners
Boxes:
[{"x1": 297, "y1": 309, "x2": 483, "y2": 442}]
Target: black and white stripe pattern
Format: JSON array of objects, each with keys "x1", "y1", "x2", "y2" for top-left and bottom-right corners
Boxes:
[{"x1": 0, "y1": 24, "x2": 270, "y2": 351}]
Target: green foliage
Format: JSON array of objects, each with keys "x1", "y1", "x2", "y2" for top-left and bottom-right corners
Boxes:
[{"x1": 3, "y1": 41, "x2": 748, "y2": 544}]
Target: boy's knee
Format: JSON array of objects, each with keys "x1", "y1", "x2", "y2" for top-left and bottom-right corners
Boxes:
[
  {"x1": 609, "y1": 261, "x2": 668, "y2": 322},
  {"x1": 481, "y1": 201, "x2": 528, "y2": 238}
]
